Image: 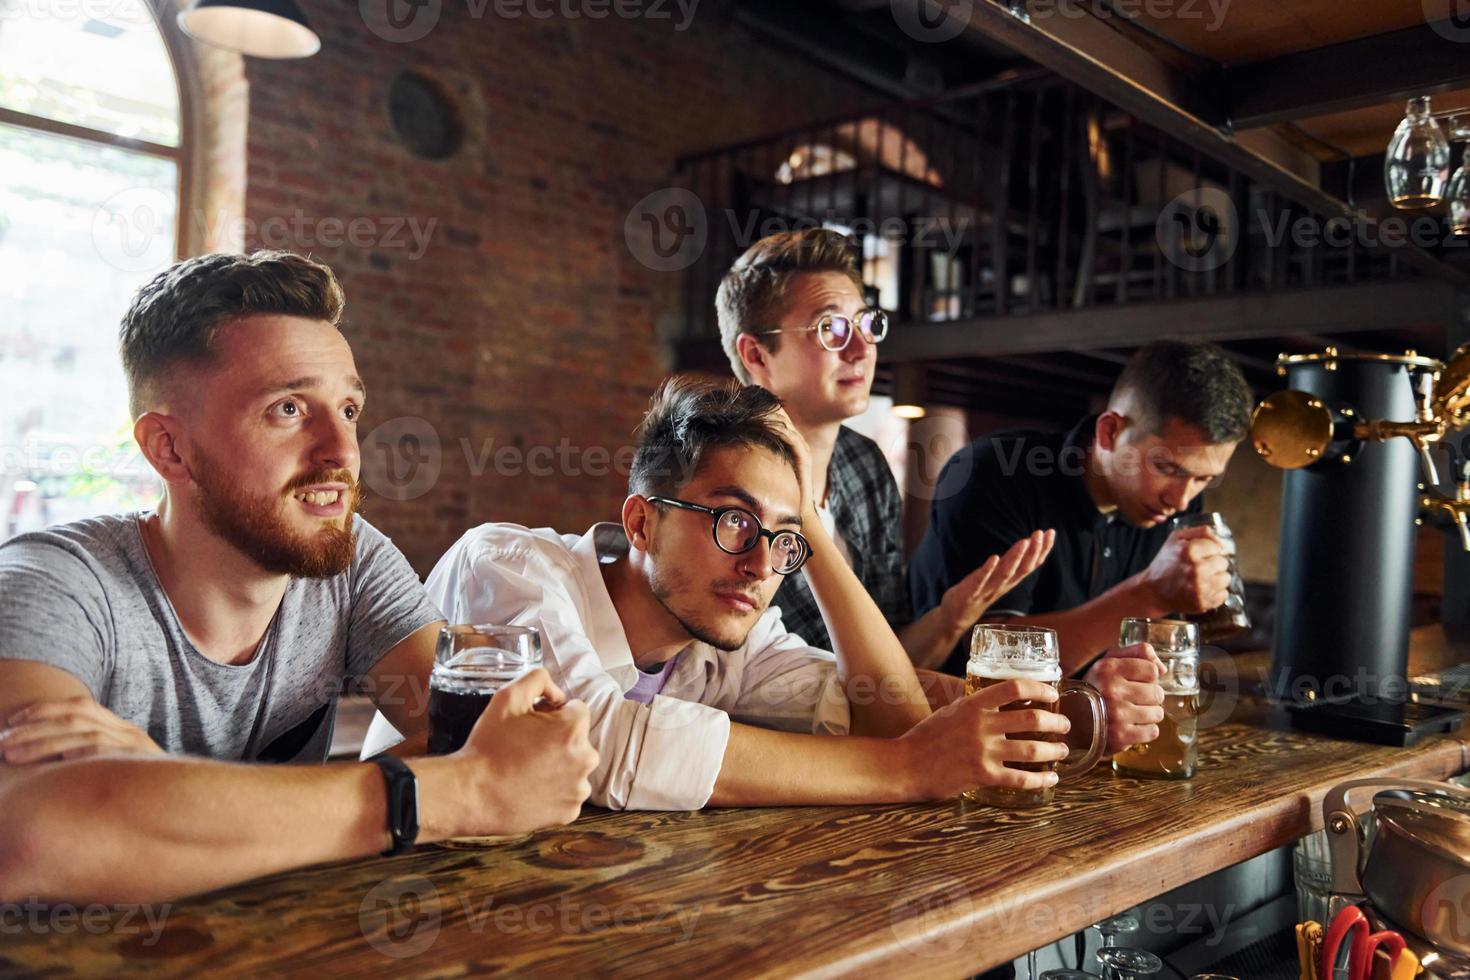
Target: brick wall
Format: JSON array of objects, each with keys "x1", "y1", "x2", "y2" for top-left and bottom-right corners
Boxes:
[{"x1": 224, "y1": 3, "x2": 872, "y2": 574}]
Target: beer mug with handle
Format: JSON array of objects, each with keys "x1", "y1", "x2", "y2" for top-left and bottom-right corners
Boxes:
[
  {"x1": 964, "y1": 625, "x2": 1107, "y2": 807},
  {"x1": 1172, "y1": 511, "x2": 1249, "y2": 643}
]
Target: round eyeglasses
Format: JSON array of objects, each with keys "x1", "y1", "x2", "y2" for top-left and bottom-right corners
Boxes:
[
  {"x1": 647, "y1": 496, "x2": 811, "y2": 575},
  {"x1": 750, "y1": 309, "x2": 889, "y2": 353}
]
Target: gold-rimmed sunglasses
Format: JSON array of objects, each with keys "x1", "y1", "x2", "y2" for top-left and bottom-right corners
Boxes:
[{"x1": 748, "y1": 309, "x2": 889, "y2": 353}]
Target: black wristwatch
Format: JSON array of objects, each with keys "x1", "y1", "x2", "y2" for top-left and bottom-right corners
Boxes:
[{"x1": 370, "y1": 755, "x2": 419, "y2": 856}]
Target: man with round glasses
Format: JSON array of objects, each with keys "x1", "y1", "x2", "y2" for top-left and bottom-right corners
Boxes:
[
  {"x1": 369, "y1": 378, "x2": 1075, "y2": 809},
  {"x1": 717, "y1": 228, "x2": 1053, "y2": 668}
]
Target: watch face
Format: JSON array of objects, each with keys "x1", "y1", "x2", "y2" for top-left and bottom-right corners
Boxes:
[{"x1": 388, "y1": 72, "x2": 463, "y2": 161}]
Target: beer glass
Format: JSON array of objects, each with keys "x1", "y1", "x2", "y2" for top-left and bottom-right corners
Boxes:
[
  {"x1": 427, "y1": 624, "x2": 541, "y2": 755},
  {"x1": 1111, "y1": 618, "x2": 1200, "y2": 780},
  {"x1": 964, "y1": 625, "x2": 1107, "y2": 807},
  {"x1": 1172, "y1": 512, "x2": 1249, "y2": 643}
]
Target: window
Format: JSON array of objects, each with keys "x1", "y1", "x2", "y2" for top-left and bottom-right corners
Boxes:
[{"x1": 0, "y1": 0, "x2": 184, "y2": 541}]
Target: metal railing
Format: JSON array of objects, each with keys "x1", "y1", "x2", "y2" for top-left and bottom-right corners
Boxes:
[{"x1": 673, "y1": 77, "x2": 1415, "y2": 344}]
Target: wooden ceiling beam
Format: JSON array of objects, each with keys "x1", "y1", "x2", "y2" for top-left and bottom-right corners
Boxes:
[
  {"x1": 878, "y1": 281, "x2": 1459, "y2": 360},
  {"x1": 1223, "y1": 23, "x2": 1470, "y2": 132}
]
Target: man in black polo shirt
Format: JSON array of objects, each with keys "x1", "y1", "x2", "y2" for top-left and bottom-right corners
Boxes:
[{"x1": 910, "y1": 340, "x2": 1252, "y2": 679}]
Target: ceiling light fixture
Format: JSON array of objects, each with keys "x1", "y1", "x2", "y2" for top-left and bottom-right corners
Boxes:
[{"x1": 178, "y1": 0, "x2": 320, "y2": 59}]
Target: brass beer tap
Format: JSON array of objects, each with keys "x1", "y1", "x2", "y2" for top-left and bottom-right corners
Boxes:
[
  {"x1": 1250, "y1": 345, "x2": 1470, "y2": 552},
  {"x1": 1353, "y1": 371, "x2": 1447, "y2": 484},
  {"x1": 1423, "y1": 440, "x2": 1470, "y2": 553}
]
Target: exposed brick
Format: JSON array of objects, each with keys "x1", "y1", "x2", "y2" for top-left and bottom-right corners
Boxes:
[{"x1": 233, "y1": 11, "x2": 869, "y2": 574}]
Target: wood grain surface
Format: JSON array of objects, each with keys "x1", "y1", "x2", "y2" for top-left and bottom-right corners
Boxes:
[{"x1": 4, "y1": 629, "x2": 1468, "y2": 979}]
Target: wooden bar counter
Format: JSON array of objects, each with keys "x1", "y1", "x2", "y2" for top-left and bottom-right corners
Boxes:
[{"x1": 5, "y1": 628, "x2": 1468, "y2": 978}]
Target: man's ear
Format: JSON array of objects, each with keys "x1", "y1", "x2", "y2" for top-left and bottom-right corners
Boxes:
[
  {"x1": 1094, "y1": 411, "x2": 1126, "y2": 453},
  {"x1": 622, "y1": 494, "x2": 655, "y2": 552},
  {"x1": 735, "y1": 333, "x2": 771, "y2": 385},
  {"x1": 133, "y1": 413, "x2": 192, "y2": 486}
]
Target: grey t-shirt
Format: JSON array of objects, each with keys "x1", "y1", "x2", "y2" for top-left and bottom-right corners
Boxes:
[{"x1": 0, "y1": 513, "x2": 443, "y2": 763}]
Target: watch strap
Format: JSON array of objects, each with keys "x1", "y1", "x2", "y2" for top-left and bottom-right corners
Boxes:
[{"x1": 370, "y1": 755, "x2": 419, "y2": 856}]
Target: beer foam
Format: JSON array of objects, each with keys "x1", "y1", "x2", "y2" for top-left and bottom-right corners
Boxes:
[
  {"x1": 431, "y1": 659, "x2": 526, "y2": 694},
  {"x1": 966, "y1": 659, "x2": 1062, "y2": 683}
]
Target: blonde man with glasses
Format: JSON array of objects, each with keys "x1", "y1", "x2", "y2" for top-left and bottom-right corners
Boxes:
[{"x1": 718, "y1": 229, "x2": 1052, "y2": 670}]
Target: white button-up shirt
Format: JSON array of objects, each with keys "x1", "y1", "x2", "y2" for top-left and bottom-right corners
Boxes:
[{"x1": 365, "y1": 522, "x2": 849, "y2": 811}]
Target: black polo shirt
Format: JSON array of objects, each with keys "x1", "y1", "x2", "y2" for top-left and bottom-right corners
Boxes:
[{"x1": 908, "y1": 416, "x2": 1192, "y2": 676}]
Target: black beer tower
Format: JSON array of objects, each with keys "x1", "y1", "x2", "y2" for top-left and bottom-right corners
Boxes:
[{"x1": 1252, "y1": 346, "x2": 1470, "y2": 744}]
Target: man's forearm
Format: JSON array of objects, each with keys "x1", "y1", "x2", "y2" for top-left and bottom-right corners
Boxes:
[
  {"x1": 992, "y1": 572, "x2": 1168, "y2": 674},
  {"x1": 0, "y1": 753, "x2": 473, "y2": 905},
  {"x1": 916, "y1": 668, "x2": 965, "y2": 709},
  {"x1": 708, "y1": 723, "x2": 920, "y2": 806},
  {"x1": 898, "y1": 605, "x2": 968, "y2": 671},
  {"x1": 799, "y1": 526, "x2": 929, "y2": 736}
]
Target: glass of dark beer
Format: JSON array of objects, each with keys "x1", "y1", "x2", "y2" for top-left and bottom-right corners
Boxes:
[{"x1": 426, "y1": 624, "x2": 541, "y2": 755}]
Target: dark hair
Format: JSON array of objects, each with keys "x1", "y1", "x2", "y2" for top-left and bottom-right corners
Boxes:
[
  {"x1": 630, "y1": 377, "x2": 799, "y2": 498},
  {"x1": 1111, "y1": 340, "x2": 1253, "y2": 443},
  {"x1": 119, "y1": 250, "x2": 345, "y2": 419},
  {"x1": 715, "y1": 228, "x2": 864, "y2": 383}
]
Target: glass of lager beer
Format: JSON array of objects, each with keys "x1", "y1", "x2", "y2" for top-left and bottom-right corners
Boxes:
[
  {"x1": 1111, "y1": 618, "x2": 1199, "y2": 780},
  {"x1": 964, "y1": 625, "x2": 1107, "y2": 807},
  {"x1": 427, "y1": 624, "x2": 541, "y2": 755}
]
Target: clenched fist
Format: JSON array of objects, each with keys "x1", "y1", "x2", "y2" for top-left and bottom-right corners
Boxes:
[
  {"x1": 1140, "y1": 525, "x2": 1231, "y2": 614},
  {"x1": 1084, "y1": 643, "x2": 1166, "y2": 754},
  {"x1": 455, "y1": 668, "x2": 600, "y2": 835}
]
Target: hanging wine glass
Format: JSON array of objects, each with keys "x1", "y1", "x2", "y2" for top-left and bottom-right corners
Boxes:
[
  {"x1": 1446, "y1": 116, "x2": 1470, "y2": 237},
  {"x1": 1095, "y1": 913, "x2": 1140, "y2": 949},
  {"x1": 1448, "y1": 146, "x2": 1470, "y2": 236},
  {"x1": 1386, "y1": 96, "x2": 1451, "y2": 209},
  {"x1": 1095, "y1": 947, "x2": 1163, "y2": 980}
]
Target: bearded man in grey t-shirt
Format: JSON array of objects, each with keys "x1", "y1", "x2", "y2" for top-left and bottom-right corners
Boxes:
[{"x1": 0, "y1": 251, "x2": 597, "y2": 904}]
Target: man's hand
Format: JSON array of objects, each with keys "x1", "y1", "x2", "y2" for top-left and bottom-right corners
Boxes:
[
  {"x1": 940, "y1": 530, "x2": 1055, "y2": 633},
  {"x1": 768, "y1": 402, "x2": 817, "y2": 514},
  {"x1": 1140, "y1": 525, "x2": 1230, "y2": 614},
  {"x1": 897, "y1": 678, "x2": 1070, "y2": 800},
  {"x1": 452, "y1": 669, "x2": 599, "y2": 836},
  {"x1": 0, "y1": 697, "x2": 164, "y2": 764},
  {"x1": 1084, "y1": 643, "x2": 1165, "y2": 754}
]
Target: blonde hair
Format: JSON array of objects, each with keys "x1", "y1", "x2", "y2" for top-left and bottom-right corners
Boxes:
[{"x1": 715, "y1": 228, "x2": 864, "y2": 383}]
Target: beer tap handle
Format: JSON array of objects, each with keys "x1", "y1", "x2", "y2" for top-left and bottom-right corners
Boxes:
[
  {"x1": 1417, "y1": 438, "x2": 1442, "y2": 487},
  {"x1": 1416, "y1": 371, "x2": 1437, "y2": 422},
  {"x1": 1450, "y1": 439, "x2": 1470, "y2": 496},
  {"x1": 1457, "y1": 512, "x2": 1470, "y2": 552}
]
